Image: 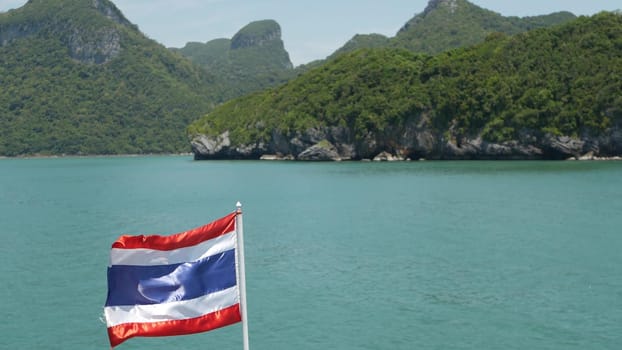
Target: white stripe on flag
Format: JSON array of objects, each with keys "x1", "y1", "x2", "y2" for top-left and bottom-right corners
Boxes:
[
  {"x1": 109, "y1": 231, "x2": 236, "y2": 266},
  {"x1": 104, "y1": 286, "x2": 240, "y2": 327}
]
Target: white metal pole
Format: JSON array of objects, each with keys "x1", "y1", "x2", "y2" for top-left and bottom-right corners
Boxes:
[{"x1": 235, "y1": 202, "x2": 250, "y2": 350}]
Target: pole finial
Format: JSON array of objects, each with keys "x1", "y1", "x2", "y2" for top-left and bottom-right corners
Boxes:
[{"x1": 236, "y1": 201, "x2": 242, "y2": 213}]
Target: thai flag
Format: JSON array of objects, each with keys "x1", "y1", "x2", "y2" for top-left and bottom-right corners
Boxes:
[{"x1": 104, "y1": 212, "x2": 242, "y2": 347}]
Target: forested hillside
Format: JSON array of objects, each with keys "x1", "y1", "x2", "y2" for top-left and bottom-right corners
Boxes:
[
  {"x1": 0, "y1": 0, "x2": 609, "y2": 158},
  {"x1": 0, "y1": 0, "x2": 221, "y2": 156},
  {"x1": 331, "y1": 0, "x2": 575, "y2": 58},
  {"x1": 390, "y1": 0, "x2": 576, "y2": 54},
  {"x1": 173, "y1": 20, "x2": 297, "y2": 99},
  {"x1": 175, "y1": 0, "x2": 576, "y2": 93},
  {"x1": 189, "y1": 13, "x2": 622, "y2": 160}
]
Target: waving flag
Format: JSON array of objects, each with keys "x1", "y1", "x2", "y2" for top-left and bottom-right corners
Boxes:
[{"x1": 104, "y1": 212, "x2": 243, "y2": 347}]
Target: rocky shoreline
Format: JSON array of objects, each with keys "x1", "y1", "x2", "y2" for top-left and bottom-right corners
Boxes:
[
  {"x1": 256, "y1": 153, "x2": 622, "y2": 162},
  {"x1": 0, "y1": 153, "x2": 193, "y2": 159},
  {"x1": 191, "y1": 122, "x2": 622, "y2": 162}
]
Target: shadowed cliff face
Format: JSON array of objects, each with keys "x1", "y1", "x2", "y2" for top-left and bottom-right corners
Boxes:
[
  {"x1": 174, "y1": 18, "x2": 294, "y2": 101},
  {"x1": 231, "y1": 20, "x2": 282, "y2": 49},
  {"x1": 0, "y1": 22, "x2": 39, "y2": 46},
  {"x1": 229, "y1": 19, "x2": 293, "y2": 69}
]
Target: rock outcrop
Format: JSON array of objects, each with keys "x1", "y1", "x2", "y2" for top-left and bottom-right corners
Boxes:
[
  {"x1": 231, "y1": 21, "x2": 281, "y2": 49},
  {"x1": 65, "y1": 26, "x2": 121, "y2": 64},
  {"x1": 92, "y1": 0, "x2": 134, "y2": 28},
  {"x1": 192, "y1": 120, "x2": 622, "y2": 161},
  {"x1": 297, "y1": 141, "x2": 342, "y2": 161},
  {"x1": 423, "y1": 0, "x2": 459, "y2": 15},
  {"x1": 0, "y1": 0, "x2": 131, "y2": 64},
  {"x1": 230, "y1": 19, "x2": 293, "y2": 69}
]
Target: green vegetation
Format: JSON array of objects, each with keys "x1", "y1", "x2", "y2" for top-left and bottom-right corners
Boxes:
[
  {"x1": 330, "y1": 34, "x2": 391, "y2": 59},
  {"x1": 174, "y1": 39, "x2": 231, "y2": 70},
  {"x1": 189, "y1": 13, "x2": 622, "y2": 147},
  {"x1": 190, "y1": 48, "x2": 428, "y2": 145},
  {"x1": 177, "y1": 0, "x2": 576, "y2": 100},
  {"x1": 174, "y1": 20, "x2": 296, "y2": 101},
  {"x1": 392, "y1": 0, "x2": 576, "y2": 54},
  {"x1": 335, "y1": 0, "x2": 576, "y2": 56},
  {"x1": 0, "y1": 0, "x2": 613, "y2": 157},
  {"x1": 0, "y1": 0, "x2": 221, "y2": 156}
]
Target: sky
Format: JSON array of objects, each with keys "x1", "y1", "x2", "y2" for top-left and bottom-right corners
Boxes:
[{"x1": 1, "y1": 0, "x2": 620, "y2": 66}]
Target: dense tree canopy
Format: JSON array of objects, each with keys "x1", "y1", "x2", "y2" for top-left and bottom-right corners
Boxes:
[
  {"x1": 189, "y1": 13, "x2": 622, "y2": 148},
  {"x1": 0, "y1": 0, "x2": 221, "y2": 156},
  {"x1": 334, "y1": 0, "x2": 576, "y2": 56},
  {"x1": 1, "y1": 1, "x2": 616, "y2": 157}
]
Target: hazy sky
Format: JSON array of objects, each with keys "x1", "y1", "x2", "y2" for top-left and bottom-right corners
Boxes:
[{"x1": 1, "y1": 0, "x2": 620, "y2": 65}]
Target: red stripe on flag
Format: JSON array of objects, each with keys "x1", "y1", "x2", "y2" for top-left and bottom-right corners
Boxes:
[
  {"x1": 112, "y1": 212, "x2": 237, "y2": 251},
  {"x1": 107, "y1": 303, "x2": 241, "y2": 347}
]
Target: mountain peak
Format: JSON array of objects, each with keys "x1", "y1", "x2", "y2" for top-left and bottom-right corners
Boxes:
[
  {"x1": 1, "y1": 0, "x2": 138, "y2": 64},
  {"x1": 0, "y1": 0, "x2": 220, "y2": 156},
  {"x1": 20, "y1": 0, "x2": 131, "y2": 25},
  {"x1": 229, "y1": 19, "x2": 293, "y2": 70},
  {"x1": 394, "y1": 0, "x2": 576, "y2": 54},
  {"x1": 424, "y1": 0, "x2": 459, "y2": 15},
  {"x1": 231, "y1": 19, "x2": 283, "y2": 50},
  {"x1": 91, "y1": 0, "x2": 134, "y2": 28}
]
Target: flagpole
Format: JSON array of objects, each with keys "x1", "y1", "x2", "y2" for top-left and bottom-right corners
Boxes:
[{"x1": 235, "y1": 202, "x2": 250, "y2": 350}]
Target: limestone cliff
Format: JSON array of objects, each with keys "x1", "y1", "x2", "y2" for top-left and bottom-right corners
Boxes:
[
  {"x1": 191, "y1": 119, "x2": 622, "y2": 161},
  {"x1": 0, "y1": 0, "x2": 135, "y2": 64},
  {"x1": 229, "y1": 20, "x2": 293, "y2": 69},
  {"x1": 0, "y1": 0, "x2": 220, "y2": 156},
  {"x1": 231, "y1": 20, "x2": 281, "y2": 49},
  {"x1": 174, "y1": 19, "x2": 294, "y2": 100}
]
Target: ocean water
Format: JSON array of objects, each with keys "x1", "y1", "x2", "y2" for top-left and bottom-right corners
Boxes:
[{"x1": 0, "y1": 157, "x2": 620, "y2": 349}]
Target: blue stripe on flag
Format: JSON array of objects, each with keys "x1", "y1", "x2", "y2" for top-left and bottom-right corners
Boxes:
[{"x1": 106, "y1": 249, "x2": 236, "y2": 307}]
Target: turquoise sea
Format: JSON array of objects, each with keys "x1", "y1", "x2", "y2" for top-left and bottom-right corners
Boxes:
[{"x1": 1, "y1": 157, "x2": 621, "y2": 349}]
